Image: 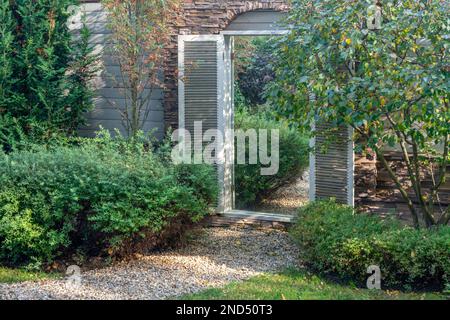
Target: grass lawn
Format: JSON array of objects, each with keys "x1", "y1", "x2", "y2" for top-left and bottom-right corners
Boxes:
[
  {"x1": 181, "y1": 269, "x2": 447, "y2": 300},
  {"x1": 0, "y1": 267, "x2": 59, "y2": 284}
]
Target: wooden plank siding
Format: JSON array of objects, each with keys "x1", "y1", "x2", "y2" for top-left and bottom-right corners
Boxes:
[{"x1": 70, "y1": 2, "x2": 165, "y2": 139}]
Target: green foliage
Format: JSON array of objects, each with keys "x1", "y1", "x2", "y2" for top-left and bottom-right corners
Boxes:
[
  {"x1": 0, "y1": 0, "x2": 98, "y2": 150},
  {"x1": 233, "y1": 84, "x2": 249, "y2": 112},
  {"x1": 0, "y1": 115, "x2": 26, "y2": 152},
  {"x1": 174, "y1": 163, "x2": 219, "y2": 209},
  {"x1": 65, "y1": 11, "x2": 102, "y2": 132},
  {"x1": 0, "y1": 0, "x2": 15, "y2": 108},
  {"x1": 0, "y1": 114, "x2": 71, "y2": 153},
  {"x1": 271, "y1": 0, "x2": 449, "y2": 143},
  {"x1": 270, "y1": 0, "x2": 449, "y2": 227},
  {"x1": 234, "y1": 36, "x2": 276, "y2": 106},
  {"x1": 290, "y1": 200, "x2": 450, "y2": 290},
  {"x1": 0, "y1": 132, "x2": 217, "y2": 267},
  {"x1": 234, "y1": 107, "x2": 309, "y2": 208}
]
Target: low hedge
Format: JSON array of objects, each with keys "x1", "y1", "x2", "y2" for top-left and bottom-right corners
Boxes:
[
  {"x1": 234, "y1": 107, "x2": 309, "y2": 208},
  {"x1": 290, "y1": 200, "x2": 450, "y2": 291},
  {"x1": 0, "y1": 133, "x2": 217, "y2": 268}
]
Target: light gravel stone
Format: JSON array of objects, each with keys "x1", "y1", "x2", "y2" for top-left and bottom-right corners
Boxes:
[
  {"x1": 0, "y1": 226, "x2": 299, "y2": 300},
  {"x1": 256, "y1": 171, "x2": 309, "y2": 215}
]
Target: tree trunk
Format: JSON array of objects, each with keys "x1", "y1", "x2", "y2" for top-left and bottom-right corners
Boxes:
[{"x1": 376, "y1": 150, "x2": 421, "y2": 228}]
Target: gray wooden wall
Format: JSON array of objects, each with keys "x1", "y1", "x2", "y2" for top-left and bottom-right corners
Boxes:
[
  {"x1": 225, "y1": 10, "x2": 286, "y2": 31},
  {"x1": 70, "y1": 2, "x2": 165, "y2": 139}
]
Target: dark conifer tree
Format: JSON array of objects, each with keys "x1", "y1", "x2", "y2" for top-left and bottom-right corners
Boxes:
[{"x1": 0, "y1": 0, "x2": 98, "y2": 148}]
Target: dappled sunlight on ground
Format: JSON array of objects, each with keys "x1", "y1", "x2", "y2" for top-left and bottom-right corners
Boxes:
[
  {"x1": 256, "y1": 170, "x2": 309, "y2": 215},
  {"x1": 0, "y1": 227, "x2": 299, "y2": 300}
]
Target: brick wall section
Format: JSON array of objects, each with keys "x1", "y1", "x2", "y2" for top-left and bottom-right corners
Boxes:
[{"x1": 164, "y1": 0, "x2": 289, "y2": 130}]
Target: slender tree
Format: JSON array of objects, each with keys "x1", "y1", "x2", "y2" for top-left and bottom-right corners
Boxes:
[{"x1": 102, "y1": 0, "x2": 179, "y2": 137}]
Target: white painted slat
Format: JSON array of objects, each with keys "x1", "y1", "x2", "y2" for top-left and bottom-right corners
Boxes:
[
  {"x1": 223, "y1": 210, "x2": 293, "y2": 223},
  {"x1": 311, "y1": 122, "x2": 354, "y2": 205},
  {"x1": 178, "y1": 35, "x2": 226, "y2": 212}
]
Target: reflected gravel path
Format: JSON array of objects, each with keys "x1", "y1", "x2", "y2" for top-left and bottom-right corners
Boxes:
[{"x1": 0, "y1": 226, "x2": 299, "y2": 300}]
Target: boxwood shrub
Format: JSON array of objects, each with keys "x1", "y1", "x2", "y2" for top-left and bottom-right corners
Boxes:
[
  {"x1": 234, "y1": 107, "x2": 309, "y2": 208},
  {"x1": 0, "y1": 134, "x2": 217, "y2": 268},
  {"x1": 290, "y1": 200, "x2": 450, "y2": 291}
]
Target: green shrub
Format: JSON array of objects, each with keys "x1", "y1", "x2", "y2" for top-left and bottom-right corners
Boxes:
[
  {"x1": 234, "y1": 107, "x2": 309, "y2": 208},
  {"x1": 0, "y1": 133, "x2": 217, "y2": 267},
  {"x1": 0, "y1": 115, "x2": 72, "y2": 153},
  {"x1": 290, "y1": 200, "x2": 450, "y2": 290}
]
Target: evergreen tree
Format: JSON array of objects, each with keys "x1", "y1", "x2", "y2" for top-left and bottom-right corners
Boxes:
[
  {"x1": 0, "y1": 0, "x2": 16, "y2": 109},
  {"x1": 0, "y1": 0, "x2": 98, "y2": 147},
  {"x1": 65, "y1": 14, "x2": 101, "y2": 133}
]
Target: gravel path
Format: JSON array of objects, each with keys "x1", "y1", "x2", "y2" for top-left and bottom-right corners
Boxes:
[
  {"x1": 255, "y1": 170, "x2": 309, "y2": 215},
  {"x1": 0, "y1": 226, "x2": 299, "y2": 300}
]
